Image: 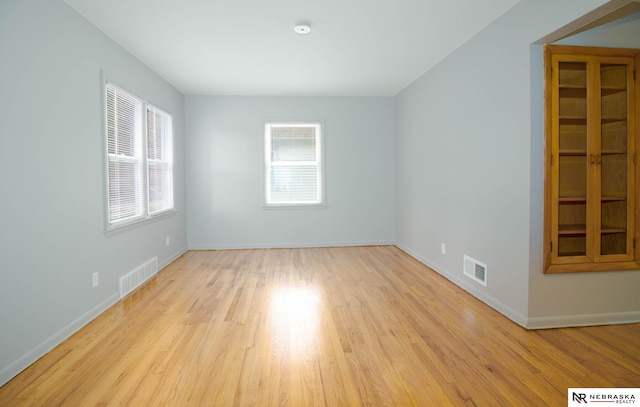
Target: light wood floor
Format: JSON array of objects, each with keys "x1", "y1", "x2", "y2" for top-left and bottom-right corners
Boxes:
[{"x1": 1, "y1": 246, "x2": 638, "y2": 406}]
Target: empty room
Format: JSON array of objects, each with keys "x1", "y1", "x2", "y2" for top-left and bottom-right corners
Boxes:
[{"x1": 1, "y1": 0, "x2": 639, "y2": 405}]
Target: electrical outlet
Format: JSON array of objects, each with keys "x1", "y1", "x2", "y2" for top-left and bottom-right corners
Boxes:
[
  {"x1": 92, "y1": 272, "x2": 99, "y2": 288},
  {"x1": 166, "y1": 236, "x2": 170, "y2": 246},
  {"x1": 441, "y1": 243, "x2": 446, "y2": 254}
]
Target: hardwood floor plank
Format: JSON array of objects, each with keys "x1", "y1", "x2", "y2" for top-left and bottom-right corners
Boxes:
[{"x1": 1, "y1": 246, "x2": 638, "y2": 406}]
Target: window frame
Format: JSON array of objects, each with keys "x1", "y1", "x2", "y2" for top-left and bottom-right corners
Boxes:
[
  {"x1": 104, "y1": 81, "x2": 175, "y2": 232},
  {"x1": 264, "y1": 122, "x2": 325, "y2": 208}
]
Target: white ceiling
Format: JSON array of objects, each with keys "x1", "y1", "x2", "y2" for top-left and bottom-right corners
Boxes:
[{"x1": 65, "y1": 0, "x2": 519, "y2": 96}]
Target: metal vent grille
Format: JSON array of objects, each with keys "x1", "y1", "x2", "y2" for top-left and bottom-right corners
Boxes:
[
  {"x1": 118, "y1": 257, "x2": 158, "y2": 298},
  {"x1": 464, "y1": 255, "x2": 487, "y2": 286}
]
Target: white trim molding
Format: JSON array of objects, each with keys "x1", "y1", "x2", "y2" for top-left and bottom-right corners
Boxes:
[{"x1": 526, "y1": 311, "x2": 640, "y2": 330}]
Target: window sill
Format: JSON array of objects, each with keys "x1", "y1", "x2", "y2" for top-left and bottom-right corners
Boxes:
[
  {"x1": 262, "y1": 203, "x2": 326, "y2": 211},
  {"x1": 105, "y1": 209, "x2": 177, "y2": 236}
]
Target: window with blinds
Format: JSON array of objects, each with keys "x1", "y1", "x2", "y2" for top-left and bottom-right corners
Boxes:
[
  {"x1": 106, "y1": 83, "x2": 174, "y2": 230},
  {"x1": 265, "y1": 123, "x2": 323, "y2": 206}
]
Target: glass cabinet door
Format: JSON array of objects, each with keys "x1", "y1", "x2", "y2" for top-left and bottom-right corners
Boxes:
[
  {"x1": 598, "y1": 62, "x2": 632, "y2": 259},
  {"x1": 545, "y1": 45, "x2": 639, "y2": 273},
  {"x1": 556, "y1": 61, "x2": 589, "y2": 259}
]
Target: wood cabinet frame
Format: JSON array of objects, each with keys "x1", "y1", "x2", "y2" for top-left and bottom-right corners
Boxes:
[{"x1": 544, "y1": 45, "x2": 640, "y2": 273}]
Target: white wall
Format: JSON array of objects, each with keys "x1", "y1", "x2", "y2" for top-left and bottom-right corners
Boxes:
[
  {"x1": 528, "y1": 9, "x2": 640, "y2": 327},
  {"x1": 0, "y1": 0, "x2": 187, "y2": 385},
  {"x1": 395, "y1": 0, "x2": 640, "y2": 328},
  {"x1": 186, "y1": 96, "x2": 395, "y2": 249}
]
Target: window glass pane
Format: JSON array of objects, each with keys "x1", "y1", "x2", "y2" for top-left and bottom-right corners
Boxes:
[
  {"x1": 147, "y1": 106, "x2": 173, "y2": 214},
  {"x1": 270, "y1": 165, "x2": 318, "y2": 203},
  {"x1": 147, "y1": 107, "x2": 170, "y2": 161},
  {"x1": 271, "y1": 126, "x2": 316, "y2": 162},
  {"x1": 108, "y1": 158, "x2": 143, "y2": 221},
  {"x1": 107, "y1": 86, "x2": 142, "y2": 157},
  {"x1": 148, "y1": 161, "x2": 171, "y2": 213}
]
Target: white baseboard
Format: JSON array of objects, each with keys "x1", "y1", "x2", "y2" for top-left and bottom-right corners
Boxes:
[
  {"x1": 188, "y1": 240, "x2": 396, "y2": 250},
  {"x1": 526, "y1": 311, "x2": 640, "y2": 329},
  {"x1": 0, "y1": 292, "x2": 120, "y2": 387}
]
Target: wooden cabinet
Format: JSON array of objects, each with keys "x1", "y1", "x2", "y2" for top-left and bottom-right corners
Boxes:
[{"x1": 544, "y1": 45, "x2": 640, "y2": 273}]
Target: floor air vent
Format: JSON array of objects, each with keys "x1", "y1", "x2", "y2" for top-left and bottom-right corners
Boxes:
[
  {"x1": 463, "y1": 255, "x2": 487, "y2": 286},
  {"x1": 118, "y1": 257, "x2": 158, "y2": 298}
]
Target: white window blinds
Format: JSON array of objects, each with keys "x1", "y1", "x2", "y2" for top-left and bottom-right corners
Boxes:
[
  {"x1": 147, "y1": 105, "x2": 174, "y2": 214},
  {"x1": 105, "y1": 83, "x2": 174, "y2": 229},
  {"x1": 265, "y1": 123, "x2": 323, "y2": 205}
]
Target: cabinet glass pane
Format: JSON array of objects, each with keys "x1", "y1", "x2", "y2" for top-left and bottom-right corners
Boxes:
[
  {"x1": 558, "y1": 62, "x2": 587, "y2": 120},
  {"x1": 557, "y1": 61, "x2": 588, "y2": 257},
  {"x1": 557, "y1": 157, "x2": 588, "y2": 257},
  {"x1": 558, "y1": 202, "x2": 587, "y2": 257},
  {"x1": 559, "y1": 62, "x2": 587, "y2": 88},
  {"x1": 600, "y1": 64, "x2": 628, "y2": 256}
]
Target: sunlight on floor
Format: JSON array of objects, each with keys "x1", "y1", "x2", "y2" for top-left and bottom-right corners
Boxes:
[{"x1": 269, "y1": 286, "x2": 321, "y2": 354}]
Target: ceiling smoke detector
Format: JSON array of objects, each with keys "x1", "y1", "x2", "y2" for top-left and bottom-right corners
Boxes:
[{"x1": 294, "y1": 24, "x2": 311, "y2": 35}]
